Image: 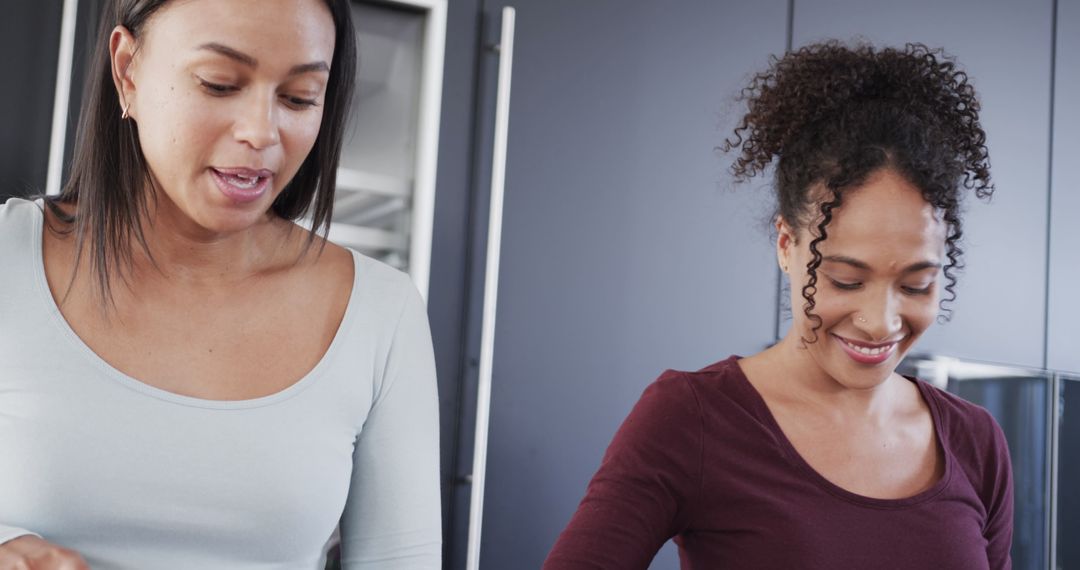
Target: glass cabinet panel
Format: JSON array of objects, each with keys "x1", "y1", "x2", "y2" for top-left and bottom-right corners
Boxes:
[
  {"x1": 342, "y1": 2, "x2": 424, "y2": 181},
  {"x1": 329, "y1": 2, "x2": 427, "y2": 270}
]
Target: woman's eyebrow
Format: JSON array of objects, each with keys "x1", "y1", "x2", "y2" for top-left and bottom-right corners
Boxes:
[
  {"x1": 823, "y1": 255, "x2": 871, "y2": 270},
  {"x1": 900, "y1": 260, "x2": 943, "y2": 273},
  {"x1": 289, "y1": 61, "x2": 330, "y2": 75},
  {"x1": 823, "y1": 255, "x2": 942, "y2": 273},
  {"x1": 197, "y1": 42, "x2": 329, "y2": 75},
  {"x1": 198, "y1": 42, "x2": 257, "y2": 67}
]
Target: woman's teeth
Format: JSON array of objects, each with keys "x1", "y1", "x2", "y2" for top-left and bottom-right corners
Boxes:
[
  {"x1": 841, "y1": 338, "x2": 892, "y2": 356},
  {"x1": 225, "y1": 174, "x2": 260, "y2": 188}
]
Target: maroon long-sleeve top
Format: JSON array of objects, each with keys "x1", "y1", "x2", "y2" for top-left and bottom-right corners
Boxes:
[{"x1": 544, "y1": 356, "x2": 1013, "y2": 569}]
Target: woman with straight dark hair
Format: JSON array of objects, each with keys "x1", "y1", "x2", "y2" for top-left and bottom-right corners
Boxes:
[
  {"x1": 0, "y1": 1, "x2": 440, "y2": 568},
  {"x1": 544, "y1": 42, "x2": 1013, "y2": 569}
]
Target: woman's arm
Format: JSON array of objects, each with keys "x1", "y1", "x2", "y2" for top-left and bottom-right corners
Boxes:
[
  {"x1": 543, "y1": 372, "x2": 705, "y2": 570},
  {"x1": 337, "y1": 283, "x2": 441, "y2": 570}
]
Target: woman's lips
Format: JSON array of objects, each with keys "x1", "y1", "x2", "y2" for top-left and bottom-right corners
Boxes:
[
  {"x1": 210, "y1": 167, "x2": 272, "y2": 204},
  {"x1": 832, "y1": 334, "x2": 900, "y2": 365}
]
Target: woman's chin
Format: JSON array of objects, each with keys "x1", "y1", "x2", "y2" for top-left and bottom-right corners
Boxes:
[
  {"x1": 807, "y1": 347, "x2": 901, "y2": 390},
  {"x1": 178, "y1": 203, "x2": 272, "y2": 238}
]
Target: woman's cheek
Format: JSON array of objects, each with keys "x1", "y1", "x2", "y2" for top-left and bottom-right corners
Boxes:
[
  {"x1": 282, "y1": 112, "x2": 324, "y2": 171},
  {"x1": 148, "y1": 87, "x2": 215, "y2": 153},
  {"x1": 906, "y1": 297, "x2": 939, "y2": 336},
  {"x1": 812, "y1": 290, "x2": 852, "y2": 324},
  {"x1": 293, "y1": 111, "x2": 324, "y2": 154}
]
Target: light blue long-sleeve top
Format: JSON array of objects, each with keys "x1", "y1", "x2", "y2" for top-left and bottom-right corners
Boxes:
[{"x1": 0, "y1": 198, "x2": 441, "y2": 569}]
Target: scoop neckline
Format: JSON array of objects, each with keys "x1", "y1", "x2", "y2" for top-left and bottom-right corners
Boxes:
[
  {"x1": 725, "y1": 355, "x2": 954, "y2": 509},
  {"x1": 26, "y1": 198, "x2": 362, "y2": 410}
]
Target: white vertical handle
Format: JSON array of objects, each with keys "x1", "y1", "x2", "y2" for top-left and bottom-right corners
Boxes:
[
  {"x1": 466, "y1": 7, "x2": 515, "y2": 570},
  {"x1": 46, "y1": 0, "x2": 80, "y2": 196}
]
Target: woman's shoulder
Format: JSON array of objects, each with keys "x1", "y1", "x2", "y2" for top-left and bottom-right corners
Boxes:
[
  {"x1": 1, "y1": 197, "x2": 77, "y2": 248},
  {"x1": 648, "y1": 355, "x2": 741, "y2": 388},
  {"x1": 642, "y1": 356, "x2": 753, "y2": 414},
  {"x1": 0, "y1": 198, "x2": 46, "y2": 301},
  {"x1": 0, "y1": 197, "x2": 42, "y2": 225},
  {"x1": 676, "y1": 355, "x2": 752, "y2": 395},
  {"x1": 281, "y1": 219, "x2": 411, "y2": 286},
  {"x1": 347, "y1": 248, "x2": 415, "y2": 295},
  {"x1": 0, "y1": 197, "x2": 43, "y2": 253},
  {"x1": 279, "y1": 220, "x2": 418, "y2": 301},
  {"x1": 914, "y1": 380, "x2": 1013, "y2": 529},
  {"x1": 340, "y1": 247, "x2": 421, "y2": 317},
  {"x1": 304, "y1": 237, "x2": 424, "y2": 334},
  {"x1": 915, "y1": 379, "x2": 1004, "y2": 443},
  {"x1": 914, "y1": 380, "x2": 1011, "y2": 487}
]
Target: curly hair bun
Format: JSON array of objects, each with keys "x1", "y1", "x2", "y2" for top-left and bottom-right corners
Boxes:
[
  {"x1": 727, "y1": 40, "x2": 991, "y2": 197},
  {"x1": 724, "y1": 40, "x2": 994, "y2": 333}
]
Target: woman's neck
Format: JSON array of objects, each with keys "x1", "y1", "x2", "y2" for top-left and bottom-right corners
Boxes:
[
  {"x1": 747, "y1": 334, "x2": 905, "y2": 421},
  {"x1": 130, "y1": 198, "x2": 298, "y2": 288}
]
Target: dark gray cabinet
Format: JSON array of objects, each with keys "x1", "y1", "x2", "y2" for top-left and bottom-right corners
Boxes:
[
  {"x1": 791, "y1": 0, "x2": 1056, "y2": 370},
  {"x1": 0, "y1": 1, "x2": 63, "y2": 202},
  {"x1": 1047, "y1": 0, "x2": 1079, "y2": 375}
]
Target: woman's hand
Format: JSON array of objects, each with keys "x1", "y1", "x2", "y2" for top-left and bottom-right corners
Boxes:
[{"x1": 0, "y1": 536, "x2": 89, "y2": 570}]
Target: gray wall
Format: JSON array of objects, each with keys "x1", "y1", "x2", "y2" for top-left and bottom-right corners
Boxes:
[
  {"x1": 1048, "y1": 0, "x2": 1079, "y2": 374},
  {"x1": 471, "y1": 2, "x2": 788, "y2": 568}
]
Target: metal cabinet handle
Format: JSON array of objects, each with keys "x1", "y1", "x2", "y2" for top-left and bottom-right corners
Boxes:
[
  {"x1": 466, "y1": 7, "x2": 516, "y2": 570},
  {"x1": 46, "y1": 0, "x2": 80, "y2": 196}
]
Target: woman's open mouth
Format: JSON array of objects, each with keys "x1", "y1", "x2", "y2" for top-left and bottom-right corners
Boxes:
[{"x1": 211, "y1": 167, "x2": 273, "y2": 204}]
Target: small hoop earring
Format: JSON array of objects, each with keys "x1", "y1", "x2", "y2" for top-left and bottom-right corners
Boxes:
[{"x1": 121, "y1": 103, "x2": 130, "y2": 120}]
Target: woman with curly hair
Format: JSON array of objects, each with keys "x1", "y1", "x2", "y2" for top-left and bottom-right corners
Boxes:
[{"x1": 543, "y1": 41, "x2": 1012, "y2": 569}]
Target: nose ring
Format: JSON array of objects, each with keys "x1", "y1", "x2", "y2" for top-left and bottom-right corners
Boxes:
[{"x1": 857, "y1": 315, "x2": 867, "y2": 324}]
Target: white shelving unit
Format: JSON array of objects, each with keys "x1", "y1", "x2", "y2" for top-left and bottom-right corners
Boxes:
[{"x1": 328, "y1": 0, "x2": 446, "y2": 301}]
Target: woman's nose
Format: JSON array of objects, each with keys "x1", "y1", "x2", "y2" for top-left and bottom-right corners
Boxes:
[
  {"x1": 233, "y1": 93, "x2": 281, "y2": 150},
  {"x1": 856, "y1": 292, "x2": 904, "y2": 340}
]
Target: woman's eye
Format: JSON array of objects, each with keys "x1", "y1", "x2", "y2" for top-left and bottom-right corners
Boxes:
[
  {"x1": 902, "y1": 284, "x2": 934, "y2": 295},
  {"x1": 828, "y1": 278, "x2": 862, "y2": 291},
  {"x1": 282, "y1": 95, "x2": 319, "y2": 109},
  {"x1": 198, "y1": 79, "x2": 236, "y2": 95}
]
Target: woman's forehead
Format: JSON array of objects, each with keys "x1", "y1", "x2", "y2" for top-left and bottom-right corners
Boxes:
[
  {"x1": 810, "y1": 172, "x2": 947, "y2": 259},
  {"x1": 140, "y1": 0, "x2": 335, "y2": 66}
]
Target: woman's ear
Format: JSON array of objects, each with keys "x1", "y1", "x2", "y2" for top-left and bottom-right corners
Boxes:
[
  {"x1": 109, "y1": 25, "x2": 138, "y2": 120},
  {"x1": 775, "y1": 216, "x2": 796, "y2": 274}
]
